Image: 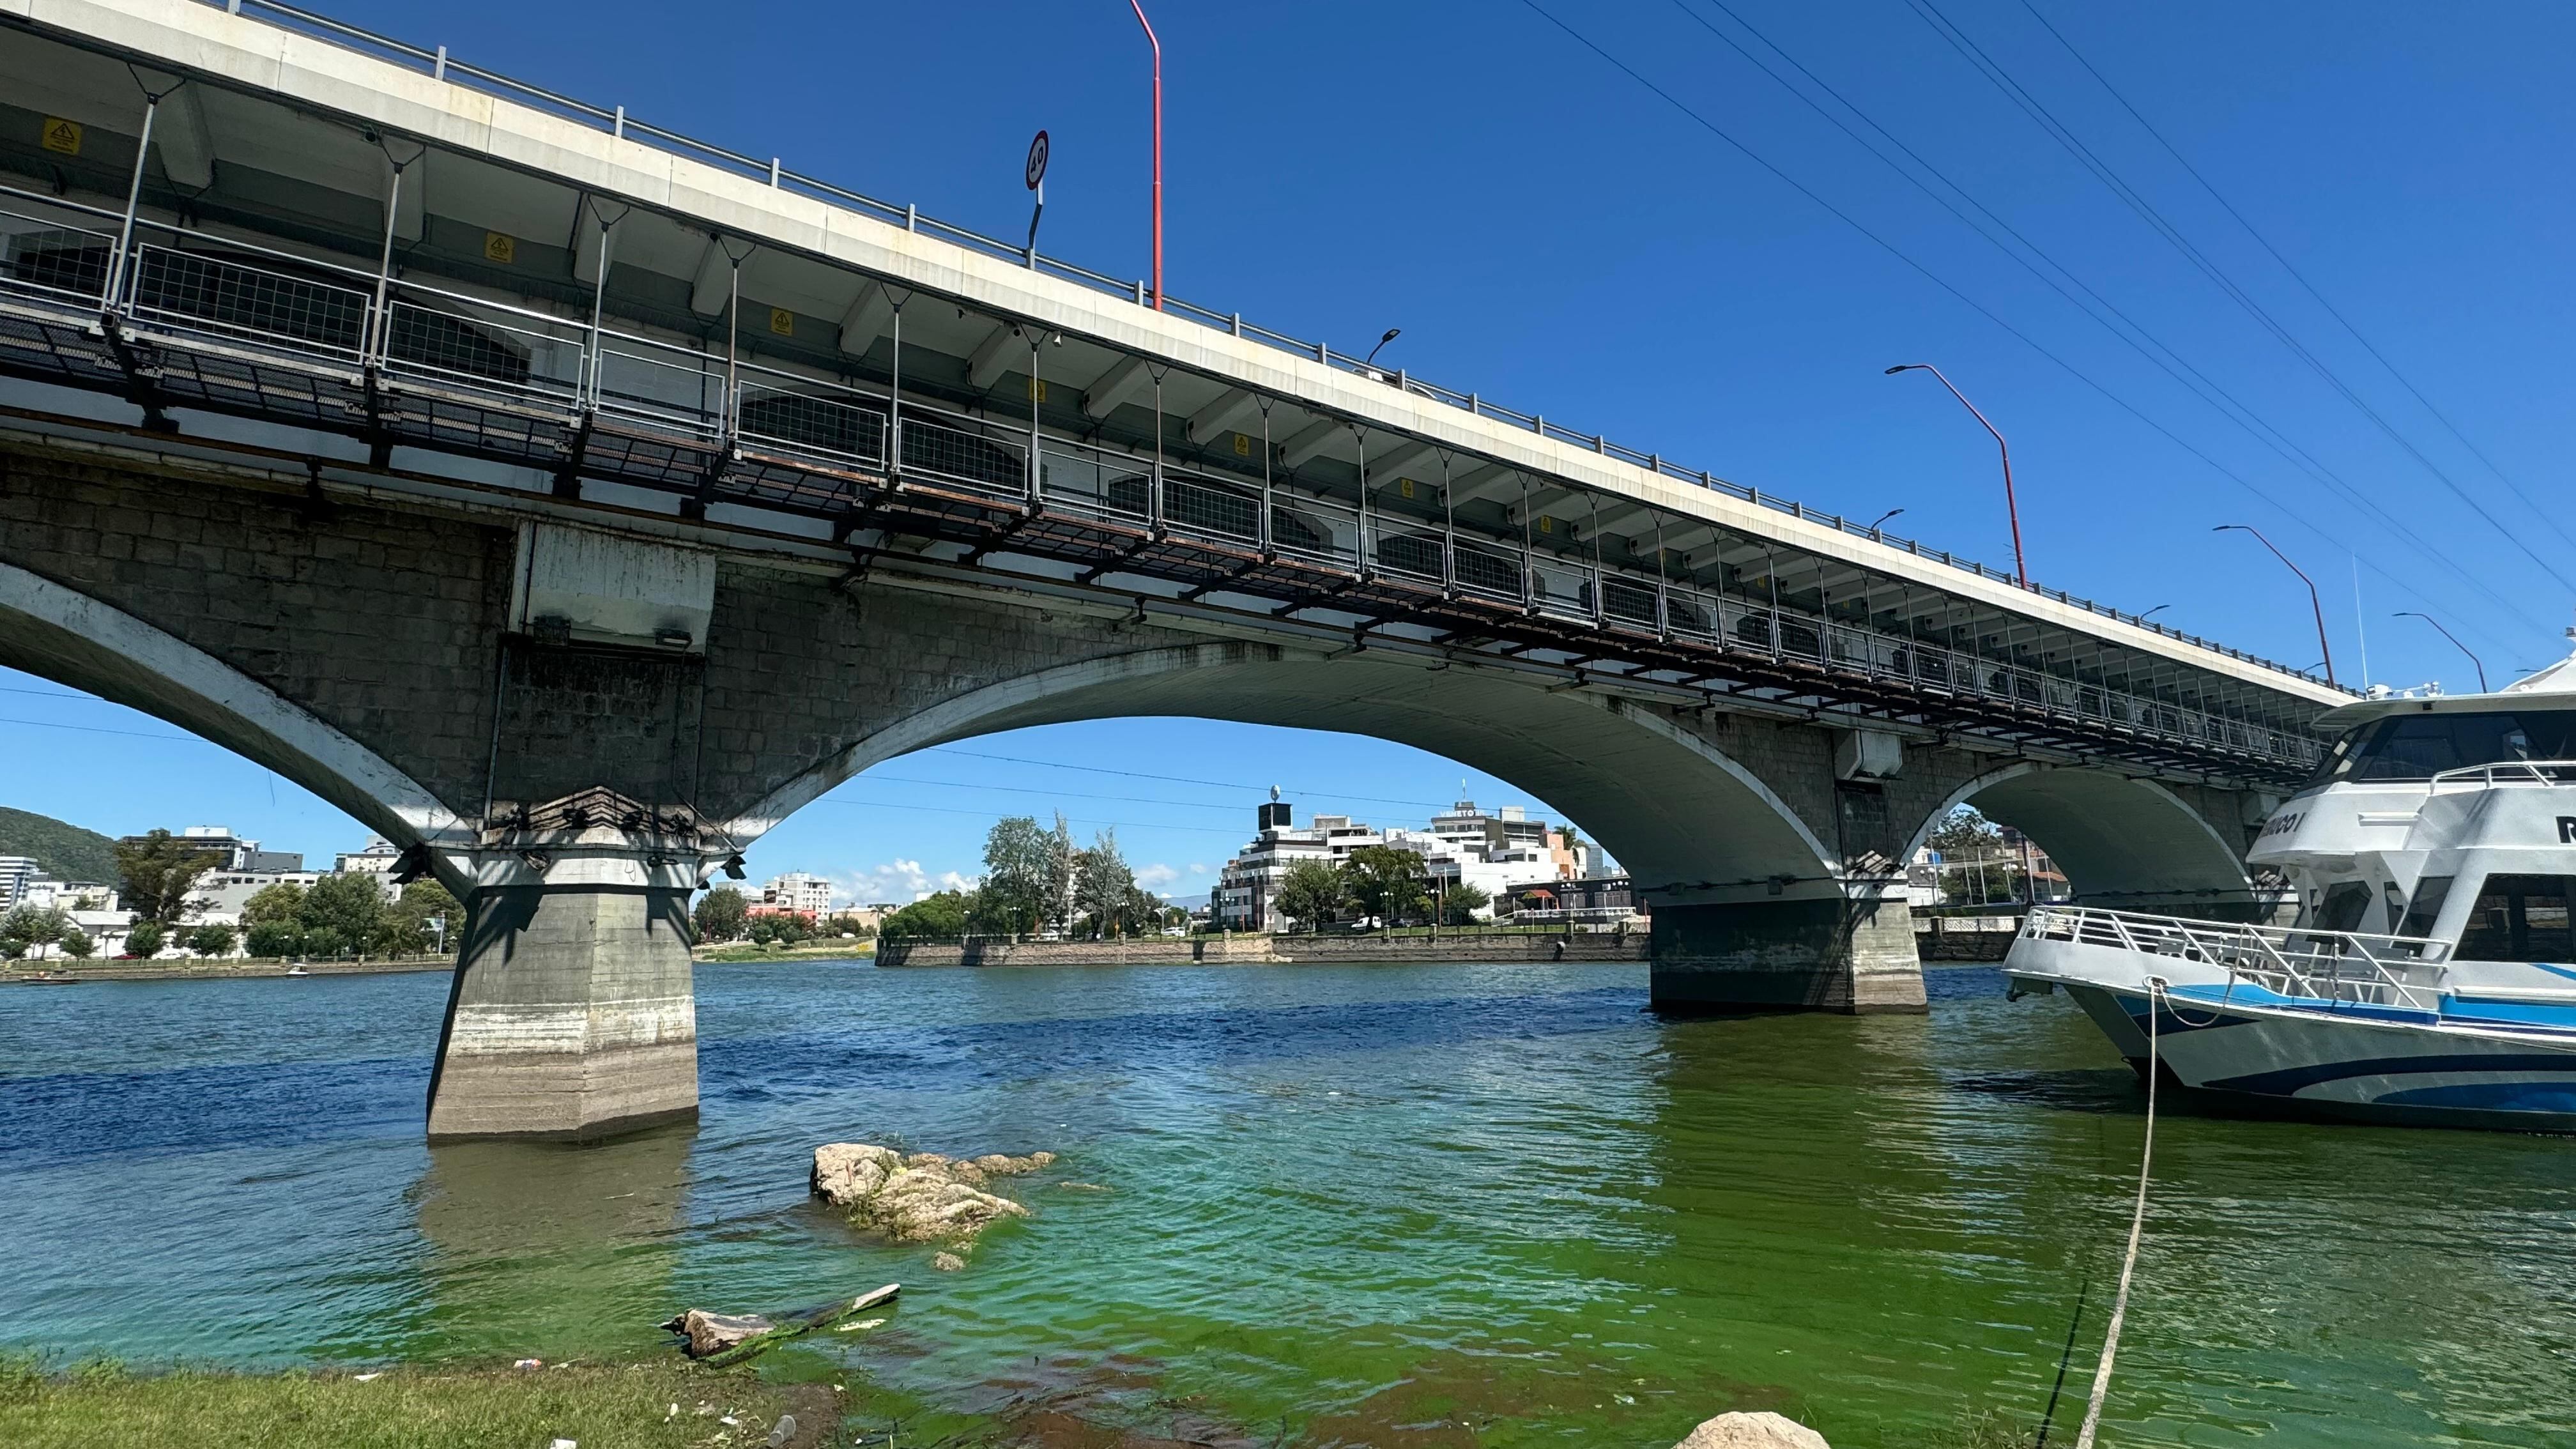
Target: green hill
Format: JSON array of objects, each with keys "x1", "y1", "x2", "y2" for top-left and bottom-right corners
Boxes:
[{"x1": 0, "y1": 807, "x2": 120, "y2": 885}]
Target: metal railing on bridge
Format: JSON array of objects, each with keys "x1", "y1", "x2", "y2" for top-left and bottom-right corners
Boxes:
[
  {"x1": 79, "y1": 0, "x2": 2349, "y2": 693},
  {"x1": 0, "y1": 181, "x2": 2324, "y2": 775}
]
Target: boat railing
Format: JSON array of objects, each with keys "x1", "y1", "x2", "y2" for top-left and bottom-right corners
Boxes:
[
  {"x1": 2020, "y1": 905, "x2": 2450, "y2": 1013},
  {"x1": 2429, "y1": 760, "x2": 2576, "y2": 790}
]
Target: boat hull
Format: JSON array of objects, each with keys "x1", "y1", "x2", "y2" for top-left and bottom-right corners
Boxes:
[{"x1": 2009, "y1": 936, "x2": 2576, "y2": 1133}]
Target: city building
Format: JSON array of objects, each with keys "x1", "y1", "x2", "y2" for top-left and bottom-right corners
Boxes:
[
  {"x1": 1213, "y1": 797, "x2": 1618, "y2": 931},
  {"x1": 755, "y1": 871, "x2": 834, "y2": 918},
  {"x1": 194, "y1": 867, "x2": 324, "y2": 924},
  {"x1": 112, "y1": 825, "x2": 304, "y2": 875},
  {"x1": 0, "y1": 856, "x2": 42, "y2": 911},
  {"x1": 334, "y1": 837, "x2": 402, "y2": 875},
  {"x1": 1503, "y1": 876, "x2": 1644, "y2": 926}
]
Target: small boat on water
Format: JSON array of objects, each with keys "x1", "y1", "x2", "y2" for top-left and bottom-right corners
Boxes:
[
  {"x1": 284, "y1": 965, "x2": 311, "y2": 976},
  {"x1": 2007, "y1": 643, "x2": 2576, "y2": 1131},
  {"x1": 19, "y1": 970, "x2": 81, "y2": 984}
]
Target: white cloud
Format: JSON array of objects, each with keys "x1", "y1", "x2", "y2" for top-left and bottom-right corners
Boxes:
[
  {"x1": 1135, "y1": 862, "x2": 1181, "y2": 889},
  {"x1": 1188, "y1": 862, "x2": 1210, "y2": 875},
  {"x1": 832, "y1": 859, "x2": 975, "y2": 906}
]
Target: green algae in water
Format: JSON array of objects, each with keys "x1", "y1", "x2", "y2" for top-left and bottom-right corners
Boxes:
[{"x1": 3, "y1": 962, "x2": 2573, "y2": 1446}]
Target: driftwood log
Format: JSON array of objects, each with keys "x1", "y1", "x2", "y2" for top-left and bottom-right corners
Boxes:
[{"x1": 662, "y1": 1284, "x2": 901, "y2": 1367}]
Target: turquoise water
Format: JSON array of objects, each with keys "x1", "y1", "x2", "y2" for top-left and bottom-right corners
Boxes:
[{"x1": 3, "y1": 961, "x2": 2573, "y2": 1446}]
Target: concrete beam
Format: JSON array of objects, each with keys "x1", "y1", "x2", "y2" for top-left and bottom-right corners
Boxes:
[
  {"x1": 1366, "y1": 440, "x2": 1439, "y2": 486},
  {"x1": 155, "y1": 83, "x2": 215, "y2": 190},
  {"x1": 1664, "y1": 525, "x2": 1724, "y2": 558},
  {"x1": 836, "y1": 280, "x2": 894, "y2": 358},
  {"x1": 1280, "y1": 418, "x2": 1346, "y2": 470},
  {"x1": 1508, "y1": 486, "x2": 1581, "y2": 524},
  {"x1": 569, "y1": 198, "x2": 606, "y2": 284},
  {"x1": 1184, "y1": 388, "x2": 1261, "y2": 446},
  {"x1": 687, "y1": 236, "x2": 733, "y2": 318},
  {"x1": 1450, "y1": 463, "x2": 1522, "y2": 506},
  {"x1": 1082, "y1": 355, "x2": 1153, "y2": 419},
  {"x1": 1590, "y1": 502, "x2": 1659, "y2": 538},
  {"x1": 967, "y1": 324, "x2": 1023, "y2": 392}
]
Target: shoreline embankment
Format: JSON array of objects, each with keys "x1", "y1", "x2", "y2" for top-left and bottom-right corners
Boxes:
[
  {"x1": 4, "y1": 955, "x2": 452, "y2": 983},
  {"x1": 880, "y1": 916, "x2": 2020, "y2": 969}
]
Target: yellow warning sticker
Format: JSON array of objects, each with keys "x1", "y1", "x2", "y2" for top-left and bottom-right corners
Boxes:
[
  {"x1": 769, "y1": 307, "x2": 795, "y2": 336},
  {"x1": 482, "y1": 231, "x2": 516, "y2": 264},
  {"x1": 41, "y1": 117, "x2": 82, "y2": 156},
  {"x1": 1027, "y1": 377, "x2": 1047, "y2": 402},
  {"x1": 1538, "y1": 515, "x2": 1553, "y2": 534},
  {"x1": 1232, "y1": 433, "x2": 1252, "y2": 457},
  {"x1": 1398, "y1": 477, "x2": 1416, "y2": 500}
]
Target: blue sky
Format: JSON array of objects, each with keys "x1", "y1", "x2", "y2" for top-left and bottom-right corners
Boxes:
[{"x1": 9, "y1": 0, "x2": 2574, "y2": 897}]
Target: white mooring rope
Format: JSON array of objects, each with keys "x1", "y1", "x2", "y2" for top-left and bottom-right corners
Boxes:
[{"x1": 2073, "y1": 975, "x2": 2166, "y2": 1449}]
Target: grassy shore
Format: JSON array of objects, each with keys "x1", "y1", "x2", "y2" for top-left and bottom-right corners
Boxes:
[
  {"x1": 693, "y1": 940, "x2": 877, "y2": 964},
  {"x1": 0, "y1": 1356, "x2": 834, "y2": 1449}
]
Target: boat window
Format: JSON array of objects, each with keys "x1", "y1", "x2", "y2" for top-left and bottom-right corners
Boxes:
[
  {"x1": 2338, "y1": 710, "x2": 2576, "y2": 783},
  {"x1": 2457, "y1": 875, "x2": 2576, "y2": 962},
  {"x1": 2314, "y1": 880, "x2": 2374, "y2": 933},
  {"x1": 2396, "y1": 875, "x2": 2453, "y2": 938}
]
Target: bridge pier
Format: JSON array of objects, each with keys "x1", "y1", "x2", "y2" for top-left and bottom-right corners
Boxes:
[
  {"x1": 427, "y1": 880, "x2": 701, "y2": 1141},
  {"x1": 426, "y1": 880, "x2": 699, "y2": 1141},
  {"x1": 1648, "y1": 890, "x2": 1927, "y2": 1015}
]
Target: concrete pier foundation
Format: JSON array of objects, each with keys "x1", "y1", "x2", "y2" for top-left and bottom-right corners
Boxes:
[
  {"x1": 1649, "y1": 893, "x2": 1928, "y2": 1015},
  {"x1": 426, "y1": 885, "x2": 700, "y2": 1141}
]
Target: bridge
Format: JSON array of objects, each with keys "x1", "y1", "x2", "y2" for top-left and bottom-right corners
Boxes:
[{"x1": 0, "y1": 0, "x2": 2348, "y2": 1138}]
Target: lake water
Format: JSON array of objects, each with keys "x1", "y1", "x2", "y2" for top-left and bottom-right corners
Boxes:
[{"x1": 3, "y1": 960, "x2": 2572, "y2": 1447}]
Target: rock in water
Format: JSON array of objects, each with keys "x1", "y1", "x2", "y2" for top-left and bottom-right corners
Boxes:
[
  {"x1": 1671, "y1": 1412, "x2": 1832, "y2": 1449},
  {"x1": 810, "y1": 1143, "x2": 1048, "y2": 1245},
  {"x1": 932, "y1": 1252, "x2": 966, "y2": 1271},
  {"x1": 811, "y1": 1144, "x2": 901, "y2": 1205},
  {"x1": 671, "y1": 1310, "x2": 775, "y2": 1359}
]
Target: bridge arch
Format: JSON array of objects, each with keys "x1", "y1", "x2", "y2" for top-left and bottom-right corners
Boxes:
[
  {"x1": 1904, "y1": 762, "x2": 2253, "y2": 917},
  {"x1": 0, "y1": 562, "x2": 474, "y2": 864},
  {"x1": 733, "y1": 641, "x2": 1843, "y2": 902}
]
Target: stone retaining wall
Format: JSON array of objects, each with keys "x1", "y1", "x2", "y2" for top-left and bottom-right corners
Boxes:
[
  {"x1": 1913, "y1": 917, "x2": 2022, "y2": 962},
  {"x1": 876, "y1": 933, "x2": 1650, "y2": 969}
]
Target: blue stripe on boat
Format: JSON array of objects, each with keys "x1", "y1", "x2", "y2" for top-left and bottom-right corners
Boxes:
[
  {"x1": 2204, "y1": 1054, "x2": 2576, "y2": 1096},
  {"x1": 2377, "y1": 1080, "x2": 2576, "y2": 1113}
]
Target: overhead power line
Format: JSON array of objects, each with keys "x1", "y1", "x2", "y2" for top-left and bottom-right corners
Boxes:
[
  {"x1": 1515, "y1": 0, "x2": 2537, "y2": 657},
  {"x1": 1903, "y1": 0, "x2": 2576, "y2": 594},
  {"x1": 2010, "y1": 0, "x2": 2576, "y2": 558},
  {"x1": 1662, "y1": 0, "x2": 2543, "y2": 648}
]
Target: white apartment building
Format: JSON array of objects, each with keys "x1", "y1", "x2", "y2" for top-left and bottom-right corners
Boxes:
[
  {"x1": 1213, "y1": 798, "x2": 1604, "y2": 931},
  {"x1": 0, "y1": 855, "x2": 42, "y2": 910},
  {"x1": 758, "y1": 872, "x2": 834, "y2": 916}
]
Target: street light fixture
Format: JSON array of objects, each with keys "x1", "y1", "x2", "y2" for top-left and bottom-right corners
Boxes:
[
  {"x1": 1885, "y1": 364, "x2": 2027, "y2": 588},
  {"x1": 1128, "y1": 0, "x2": 1163, "y2": 310},
  {"x1": 1365, "y1": 327, "x2": 1400, "y2": 366},
  {"x1": 2213, "y1": 525, "x2": 2337, "y2": 686},
  {"x1": 2395, "y1": 611, "x2": 2488, "y2": 692},
  {"x1": 2140, "y1": 604, "x2": 2171, "y2": 620},
  {"x1": 1866, "y1": 507, "x2": 1905, "y2": 536}
]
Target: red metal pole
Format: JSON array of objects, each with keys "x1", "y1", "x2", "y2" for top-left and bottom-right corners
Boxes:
[
  {"x1": 2216, "y1": 525, "x2": 2337, "y2": 686},
  {"x1": 1889, "y1": 364, "x2": 2027, "y2": 588},
  {"x1": 1129, "y1": 0, "x2": 1163, "y2": 310}
]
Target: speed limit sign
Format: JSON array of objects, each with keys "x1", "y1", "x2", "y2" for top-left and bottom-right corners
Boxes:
[{"x1": 1025, "y1": 130, "x2": 1050, "y2": 192}]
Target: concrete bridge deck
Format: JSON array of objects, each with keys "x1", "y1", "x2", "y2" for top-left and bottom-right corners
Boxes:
[{"x1": 0, "y1": 0, "x2": 2347, "y2": 1139}]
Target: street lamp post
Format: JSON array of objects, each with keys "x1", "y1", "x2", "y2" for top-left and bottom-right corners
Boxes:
[
  {"x1": 2395, "y1": 611, "x2": 2488, "y2": 692},
  {"x1": 2213, "y1": 525, "x2": 2337, "y2": 687},
  {"x1": 1885, "y1": 364, "x2": 2027, "y2": 588},
  {"x1": 1128, "y1": 0, "x2": 1162, "y2": 310},
  {"x1": 1866, "y1": 507, "x2": 1905, "y2": 537}
]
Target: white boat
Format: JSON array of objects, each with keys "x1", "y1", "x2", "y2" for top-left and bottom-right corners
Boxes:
[{"x1": 2006, "y1": 641, "x2": 2576, "y2": 1131}]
